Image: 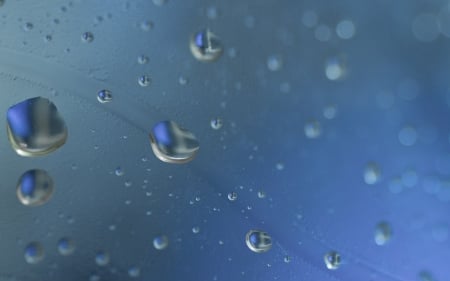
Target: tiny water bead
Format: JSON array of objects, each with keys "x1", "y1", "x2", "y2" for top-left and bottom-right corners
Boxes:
[
  {"x1": 192, "y1": 226, "x2": 200, "y2": 234},
  {"x1": 267, "y1": 54, "x2": 283, "y2": 71},
  {"x1": 210, "y1": 118, "x2": 223, "y2": 130},
  {"x1": 57, "y1": 237, "x2": 75, "y2": 256},
  {"x1": 304, "y1": 120, "x2": 322, "y2": 139},
  {"x1": 97, "y1": 89, "x2": 112, "y2": 103},
  {"x1": 128, "y1": 266, "x2": 141, "y2": 278},
  {"x1": 398, "y1": 125, "x2": 418, "y2": 146},
  {"x1": 325, "y1": 57, "x2": 346, "y2": 81},
  {"x1": 149, "y1": 120, "x2": 199, "y2": 164},
  {"x1": 137, "y1": 54, "x2": 149, "y2": 64},
  {"x1": 153, "y1": 235, "x2": 169, "y2": 250},
  {"x1": 227, "y1": 192, "x2": 237, "y2": 201},
  {"x1": 140, "y1": 20, "x2": 154, "y2": 31},
  {"x1": 245, "y1": 230, "x2": 272, "y2": 253},
  {"x1": 374, "y1": 221, "x2": 392, "y2": 246},
  {"x1": 16, "y1": 169, "x2": 54, "y2": 207},
  {"x1": 114, "y1": 166, "x2": 124, "y2": 176},
  {"x1": 283, "y1": 255, "x2": 291, "y2": 263},
  {"x1": 138, "y1": 75, "x2": 151, "y2": 87},
  {"x1": 189, "y1": 29, "x2": 223, "y2": 62},
  {"x1": 95, "y1": 250, "x2": 110, "y2": 266},
  {"x1": 24, "y1": 242, "x2": 45, "y2": 264},
  {"x1": 81, "y1": 31, "x2": 94, "y2": 43},
  {"x1": 7, "y1": 97, "x2": 68, "y2": 157},
  {"x1": 364, "y1": 162, "x2": 381, "y2": 185},
  {"x1": 257, "y1": 190, "x2": 266, "y2": 199},
  {"x1": 324, "y1": 251, "x2": 341, "y2": 270}
]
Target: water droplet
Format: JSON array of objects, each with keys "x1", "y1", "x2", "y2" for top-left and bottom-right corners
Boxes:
[
  {"x1": 23, "y1": 22, "x2": 33, "y2": 31},
  {"x1": 57, "y1": 237, "x2": 75, "y2": 256},
  {"x1": 114, "y1": 166, "x2": 124, "y2": 176},
  {"x1": 283, "y1": 255, "x2": 291, "y2": 263},
  {"x1": 138, "y1": 75, "x2": 151, "y2": 87},
  {"x1": 364, "y1": 162, "x2": 381, "y2": 185},
  {"x1": 7, "y1": 97, "x2": 68, "y2": 157},
  {"x1": 140, "y1": 20, "x2": 153, "y2": 31},
  {"x1": 16, "y1": 169, "x2": 54, "y2": 207},
  {"x1": 192, "y1": 226, "x2": 200, "y2": 234},
  {"x1": 304, "y1": 120, "x2": 322, "y2": 139},
  {"x1": 401, "y1": 169, "x2": 418, "y2": 188},
  {"x1": 324, "y1": 251, "x2": 341, "y2": 270},
  {"x1": 97, "y1": 89, "x2": 112, "y2": 103},
  {"x1": 210, "y1": 118, "x2": 223, "y2": 130},
  {"x1": 257, "y1": 190, "x2": 266, "y2": 199},
  {"x1": 137, "y1": 54, "x2": 149, "y2": 64},
  {"x1": 227, "y1": 192, "x2": 237, "y2": 201},
  {"x1": 81, "y1": 31, "x2": 94, "y2": 43},
  {"x1": 149, "y1": 120, "x2": 199, "y2": 164},
  {"x1": 315, "y1": 24, "x2": 332, "y2": 42},
  {"x1": 44, "y1": 35, "x2": 52, "y2": 42},
  {"x1": 24, "y1": 241, "x2": 45, "y2": 264},
  {"x1": 325, "y1": 57, "x2": 346, "y2": 81},
  {"x1": 267, "y1": 54, "x2": 283, "y2": 71},
  {"x1": 336, "y1": 20, "x2": 356, "y2": 39},
  {"x1": 128, "y1": 266, "x2": 140, "y2": 278},
  {"x1": 374, "y1": 221, "x2": 392, "y2": 246},
  {"x1": 206, "y1": 6, "x2": 219, "y2": 19},
  {"x1": 190, "y1": 29, "x2": 223, "y2": 62},
  {"x1": 95, "y1": 250, "x2": 110, "y2": 266},
  {"x1": 412, "y1": 13, "x2": 439, "y2": 42},
  {"x1": 178, "y1": 75, "x2": 188, "y2": 85},
  {"x1": 323, "y1": 104, "x2": 338, "y2": 119},
  {"x1": 398, "y1": 125, "x2": 417, "y2": 146},
  {"x1": 302, "y1": 10, "x2": 318, "y2": 28},
  {"x1": 245, "y1": 230, "x2": 272, "y2": 253},
  {"x1": 153, "y1": 235, "x2": 169, "y2": 250}
]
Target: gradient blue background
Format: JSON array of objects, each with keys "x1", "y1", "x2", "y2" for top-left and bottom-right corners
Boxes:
[{"x1": 0, "y1": 0, "x2": 449, "y2": 280}]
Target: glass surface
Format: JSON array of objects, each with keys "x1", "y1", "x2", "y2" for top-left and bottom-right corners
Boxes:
[{"x1": 0, "y1": 0, "x2": 448, "y2": 280}]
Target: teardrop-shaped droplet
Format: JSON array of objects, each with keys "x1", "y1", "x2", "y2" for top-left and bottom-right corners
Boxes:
[
  {"x1": 7, "y1": 97, "x2": 68, "y2": 157},
  {"x1": 16, "y1": 169, "x2": 54, "y2": 207},
  {"x1": 149, "y1": 120, "x2": 199, "y2": 164}
]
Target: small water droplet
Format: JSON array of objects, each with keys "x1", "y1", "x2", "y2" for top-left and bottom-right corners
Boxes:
[
  {"x1": 190, "y1": 29, "x2": 223, "y2": 62},
  {"x1": 364, "y1": 162, "x2": 381, "y2": 185},
  {"x1": 304, "y1": 120, "x2": 322, "y2": 139},
  {"x1": 324, "y1": 251, "x2": 341, "y2": 270},
  {"x1": 137, "y1": 54, "x2": 149, "y2": 64},
  {"x1": 374, "y1": 221, "x2": 392, "y2": 246},
  {"x1": 149, "y1": 120, "x2": 199, "y2": 164},
  {"x1": 323, "y1": 104, "x2": 338, "y2": 119},
  {"x1": 138, "y1": 75, "x2": 151, "y2": 87},
  {"x1": 97, "y1": 89, "x2": 112, "y2": 103},
  {"x1": 178, "y1": 75, "x2": 188, "y2": 85},
  {"x1": 23, "y1": 22, "x2": 33, "y2": 31},
  {"x1": 95, "y1": 250, "x2": 110, "y2": 266},
  {"x1": 17, "y1": 169, "x2": 54, "y2": 207},
  {"x1": 283, "y1": 255, "x2": 291, "y2": 263},
  {"x1": 336, "y1": 20, "x2": 356, "y2": 39},
  {"x1": 398, "y1": 125, "x2": 417, "y2": 146},
  {"x1": 267, "y1": 55, "x2": 283, "y2": 71},
  {"x1": 227, "y1": 192, "x2": 237, "y2": 201},
  {"x1": 257, "y1": 190, "x2": 266, "y2": 199},
  {"x1": 153, "y1": 235, "x2": 169, "y2": 250},
  {"x1": 24, "y1": 241, "x2": 45, "y2": 264},
  {"x1": 140, "y1": 20, "x2": 154, "y2": 31},
  {"x1": 245, "y1": 230, "x2": 272, "y2": 253},
  {"x1": 325, "y1": 57, "x2": 346, "y2": 81},
  {"x1": 57, "y1": 237, "x2": 75, "y2": 256},
  {"x1": 114, "y1": 166, "x2": 124, "y2": 176},
  {"x1": 192, "y1": 226, "x2": 200, "y2": 234},
  {"x1": 81, "y1": 31, "x2": 94, "y2": 43},
  {"x1": 210, "y1": 118, "x2": 223, "y2": 130},
  {"x1": 128, "y1": 266, "x2": 140, "y2": 278}
]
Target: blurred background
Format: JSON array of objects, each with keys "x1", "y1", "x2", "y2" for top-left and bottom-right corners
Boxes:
[{"x1": 0, "y1": 0, "x2": 449, "y2": 280}]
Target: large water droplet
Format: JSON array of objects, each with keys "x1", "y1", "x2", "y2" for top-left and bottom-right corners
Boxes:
[
  {"x1": 16, "y1": 169, "x2": 54, "y2": 207},
  {"x1": 153, "y1": 235, "x2": 169, "y2": 250},
  {"x1": 189, "y1": 29, "x2": 223, "y2": 62},
  {"x1": 24, "y1": 241, "x2": 45, "y2": 264},
  {"x1": 324, "y1": 251, "x2": 341, "y2": 270},
  {"x1": 149, "y1": 120, "x2": 199, "y2": 164},
  {"x1": 7, "y1": 97, "x2": 68, "y2": 157},
  {"x1": 245, "y1": 230, "x2": 272, "y2": 253}
]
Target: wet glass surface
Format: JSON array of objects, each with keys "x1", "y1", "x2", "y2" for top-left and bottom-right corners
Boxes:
[{"x1": 0, "y1": 0, "x2": 449, "y2": 280}]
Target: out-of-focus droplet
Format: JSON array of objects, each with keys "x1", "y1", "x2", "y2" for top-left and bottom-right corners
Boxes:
[
  {"x1": 364, "y1": 162, "x2": 381, "y2": 185},
  {"x1": 210, "y1": 118, "x2": 223, "y2": 130},
  {"x1": 325, "y1": 57, "x2": 346, "y2": 81},
  {"x1": 138, "y1": 75, "x2": 151, "y2": 87},
  {"x1": 149, "y1": 120, "x2": 199, "y2": 164},
  {"x1": 7, "y1": 97, "x2": 68, "y2": 157},
  {"x1": 81, "y1": 31, "x2": 94, "y2": 43},
  {"x1": 16, "y1": 169, "x2": 54, "y2": 207},
  {"x1": 140, "y1": 20, "x2": 153, "y2": 31},
  {"x1": 412, "y1": 13, "x2": 439, "y2": 42},
  {"x1": 152, "y1": 0, "x2": 167, "y2": 6},
  {"x1": 419, "y1": 271, "x2": 436, "y2": 281},
  {"x1": 153, "y1": 235, "x2": 169, "y2": 250},
  {"x1": 24, "y1": 241, "x2": 45, "y2": 264},
  {"x1": 323, "y1": 104, "x2": 338, "y2": 119},
  {"x1": 398, "y1": 125, "x2": 417, "y2": 146},
  {"x1": 192, "y1": 226, "x2": 200, "y2": 234},
  {"x1": 95, "y1": 250, "x2": 110, "y2": 266},
  {"x1": 257, "y1": 190, "x2": 266, "y2": 199},
  {"x1": 57, "y1": 237, "x2": 75, "y2": 256},
  {"x1": 23, "y1": 22, "x2": 33, "y2": 31},
  {"x1": 97, "y1": 89, "x2": 112, "y2": 103},
  {"x1": 115, "y1": 166, "x2": 124, "y2": 176},
  {"x1": 128, "y1": 266, "x2": 140, "y2": 278},
  {"x1": 190, "y1": 29, "x2": 223, "y2": 62},
  {"x1": 267, "y1": 54, "x2": 283, "y2": 71},
  {"x1": 336, "y1": 20, "x2": 356, "y2": 39},
  {"x1": 374, "y1": 221, "x2": 392, "y2": 246},
  {"x1": 324, "y1": 251, "x2": 341, "y2": 270},
  {"x1": 302, "y1": 10, "x2": 318, "y2": 28},
  {"x1": 283, "y1": 255, "x2": 291, "y2": 263},
  {"x1": 304, "y1": 120, "x2": 321, "y2": 139},
  {"x1": 178, "y1": 75, "x2": 188, "y2": 85},
  {"x1": 227, "y1": 192, "x2": 237, "y2": 201},
  {"x1": 245, "y1": 230, "x2": 272, "y2": 253},
  {"x1": 315, "y1": 24, "x2": 331, "y2": 42},
  {"x1": 137, "y1": 55, "x2": 149, "y2": 64}
]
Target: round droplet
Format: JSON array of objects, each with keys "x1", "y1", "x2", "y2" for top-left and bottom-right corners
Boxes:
[
  {"x1": 398, "y1": 126, "x2": 417, "y2": 146},
  {"x1": 137, "y1": 55, "x2": 149, "y2": 64},
  {"x1": 325, "y1": 57, "x2": 346, "y2": 81},
  {"x1": 227, "y1": 192, "x2": 237, "y2": 201},
  {"x1": 192, "y1": 226, "x2": 200, "y2": 234},
  {"x1": 364, "y1": 162, "x2": 381, "y2": 185},
  {"x1": 7, "y1": 97, "x2": 68, "y2": 157},
  {"x1": 189, "y1": 29, "x2": 223, "y2": 62},
  {"x1": 245, "y1": 230, "x2": 272, "y2": 253},
  {"x1": 97, "y1": 89, "x2": 112, "y2": 103},
  {"x1": 304, "y1": 120, "x2": 321, "y2": 139},
  {"x1": 284, "y1": 255, "x2": 291, "y2": 263},
  {"x1": 149, "y1": 120, "x2": 199, "y2": 164},
  {"x1": 336, "y1": 20, "x2": 356, "y2": 39},
  {"x1": 23, "y1": 22, "x2": 33, "y2": 31},
  {"x1": 16, "y1": 169, "x2": 54, "y2": 207},
  {"x1": 374, "y1": 221, "x2": 392, "y2": 246},
  {"x1": 57, "y1": 237, "x2": 75, "y2": 256},
  {"x1": 95, "y1": 250, "x2": 110, "y2": 266},
  {"x1": 210, "y1": 118, "x2": 223, "y2": 130},
  {"x1": 81, "y1": 31, "x2": 94, "y2": 43},
  {"x1": 128, "y1": 266, "x2": 140, "y2": 278},
  {"x1": 324, "y1": 251, "x2": 341, "y2": 270},
  {"x1": 114, "y1": 166, "x2": 124, "y2": 176},
  {"x1": 323, "y1": 104, "x2": 338, "y2": 119},
  {"x1": 138, "y1": 75, "x2": 151, "y2": 87},
  {"x1": 412, "y1": 13, "x2": 439, "y2": 42},
  {"x1": 140, "y1": 20, "x2": 153, "y2": 31},
  {"x1": 153, "y1": 235, "x2": 169, "y2": 250},
  {"x1": 267, "y1": 55, "x2": 283, "y2": 71},
  {"x1": 24, "y1": 241, "x2": 45, "y2": 264}
]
